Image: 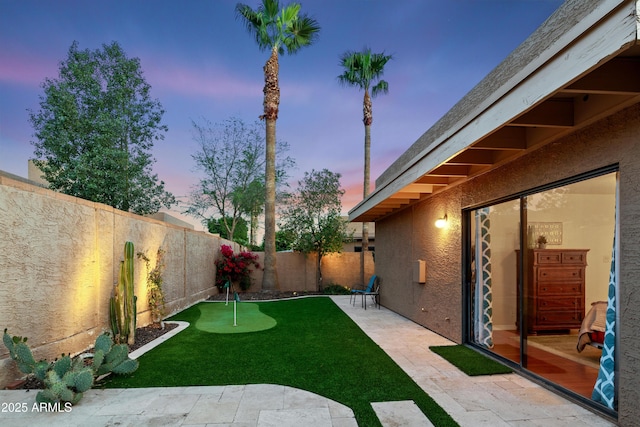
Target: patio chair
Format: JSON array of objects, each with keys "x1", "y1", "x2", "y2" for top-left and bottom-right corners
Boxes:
[
  {"x1": 359, "y1": 281, "x2": 380, "y2": 310},
  {"x1": 350, "y1": 275, "x2": 378, "y2": 307}
]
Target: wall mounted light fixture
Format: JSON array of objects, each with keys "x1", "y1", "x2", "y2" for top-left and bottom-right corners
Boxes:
[{"x1": 435, "y1": 214, "x2": 448, "y2": 229}]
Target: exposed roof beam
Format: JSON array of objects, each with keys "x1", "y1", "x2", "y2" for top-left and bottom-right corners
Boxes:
[
  {"x1": 564, "y1": 58, "x2": 640, "y2": 95},
  {"x1": 446, "y1": 149, "x2": 496, "y2": 166},
  {"x1": 402, "y1": 183, "x2": 434, "y2": 193},
  {"x1": 428, "y1": 165, "x2": 470, "y2": 177},
  {"x1": 511, "y1": 99, "x2": 574, "y2": 127},
  {"x1": 415, "y1": 176, "x2": 453, "y2": 185},
  {"x1": 390, "y1": 192, "x2": 422, "y2": 200},
  {"x1": 473, "y1": 127, "x2": 527, "y2": 150}
]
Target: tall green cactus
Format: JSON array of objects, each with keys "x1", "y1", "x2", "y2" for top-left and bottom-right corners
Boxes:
[{"x1": 110, "y1": 241, "x2": 137, "y2": 345}]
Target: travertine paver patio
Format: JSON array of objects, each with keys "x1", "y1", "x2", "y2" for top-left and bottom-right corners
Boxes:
[
  {"x1": 331, "y1": 295, "x2": 615, "y2": 427},
  {"x1": 0, "y1": 295, "x2": 616, "y2": 426}
]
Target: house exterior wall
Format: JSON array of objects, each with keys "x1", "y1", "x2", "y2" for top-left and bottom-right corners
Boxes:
[{"x1": 375, "y1": 103, "x2": 640, "y2": 423}]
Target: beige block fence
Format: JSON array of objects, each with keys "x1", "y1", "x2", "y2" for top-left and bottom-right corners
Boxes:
[{"x1": 0, "y1": 173, "x2": 374, "y2": 388}]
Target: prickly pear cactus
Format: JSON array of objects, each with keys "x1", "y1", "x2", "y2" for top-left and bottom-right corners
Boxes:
[
  {"x1": 91, "y1": 332, "x2": 139, "y2": 376},
  {"x1": 3, "y1": 329, "x2": 39, "y2": 377},
  {"x1": 3, "y1": 330, "x2": 138, "y2": 406}
]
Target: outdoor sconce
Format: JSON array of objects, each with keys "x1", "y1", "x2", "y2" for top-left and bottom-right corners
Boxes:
[{"x1": 435, "y1": 214, "x2": 448, "y2": 229}]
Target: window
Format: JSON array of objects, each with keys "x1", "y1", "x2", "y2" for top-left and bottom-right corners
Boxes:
[{"x1": 467, "y1": 169, "x2": 618, "y2": 412}]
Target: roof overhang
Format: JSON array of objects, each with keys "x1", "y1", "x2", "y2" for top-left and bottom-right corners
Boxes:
[{"x1": 349, "y1": 0, "x2": 640, "y2": 223}]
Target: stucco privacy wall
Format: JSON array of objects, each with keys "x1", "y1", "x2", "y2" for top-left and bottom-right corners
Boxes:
[
  {"x1": 375, "y1": 103, "x2": 640, "y2": 423},
  {"x1": 250, "y1": 251, "x2": 375, "y2": 292},
  {"x1": 0, "y1": 174, "x2": 227, "y2": 388}
]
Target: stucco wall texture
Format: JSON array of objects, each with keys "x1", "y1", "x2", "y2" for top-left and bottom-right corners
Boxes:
[
  {"x1": 0, "y1": 174, "x2": 375, "y2": 388},
  {"x1": 376, "y1": 103, "x2": 640, "y2": 423},
  {"x1": 250, "y1": 251, "x2": 375, "y2": 293},
  {"x1": 0, "y1": 175, "x2": 225, "y2": 388}
]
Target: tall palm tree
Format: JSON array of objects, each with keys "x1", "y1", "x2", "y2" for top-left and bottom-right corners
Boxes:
[
  {"x1": 338, "y1": 48, "x2": 392, "y2": 284},
  {"x1": 236, "y1": 0, "x2": 320, "y2": 290}
]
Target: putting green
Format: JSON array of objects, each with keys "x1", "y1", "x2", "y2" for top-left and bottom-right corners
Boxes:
[{"x1": 196, "y1": 302, "x2": 277, "y2": 334}]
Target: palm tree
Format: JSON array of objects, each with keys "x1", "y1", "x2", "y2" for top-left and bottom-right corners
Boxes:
[
  {"x1": 236, "y1": 0, "x2": 320, "y2": 290},
  {"x1": 338, "y1": 48, "x2": 392, "y2": 284}
]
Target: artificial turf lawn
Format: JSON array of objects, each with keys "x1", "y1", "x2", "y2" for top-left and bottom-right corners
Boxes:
[
  {"x1": 105, "y1": 297, "x2": 458, "y2": 427},
  {"x1": 429, "y1": 345, "x2": 514, "y2": 376}
]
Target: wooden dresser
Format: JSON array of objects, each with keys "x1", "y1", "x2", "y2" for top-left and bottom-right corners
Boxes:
[{"x1": 517, "y1": 249, "x2": 588, "y2": 334}]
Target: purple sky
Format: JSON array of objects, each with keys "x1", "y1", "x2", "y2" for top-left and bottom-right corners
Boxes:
[{"x1": 0, "y1": 0, "x2": 563, "y2": 229}]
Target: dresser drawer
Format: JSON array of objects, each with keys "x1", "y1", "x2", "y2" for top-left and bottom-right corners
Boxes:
[
  {"x1": 562, "y1": 251, "x2": 587, "y2": 264},
  {"x1": 537, "y1": 267, "x2": 583, "y2": 282},
  {"x1": 537, "y1": 296, "x2": 583, "y2": 311},
  {"x1": 537, "y1": 282, "x2": 583, "y2": 295},
  {"x1": 535, "y1": 310, "x2": 583, "y2": 326},
  {"x1": 536, "y1": 252, "x2": 562, "y2": 264}
]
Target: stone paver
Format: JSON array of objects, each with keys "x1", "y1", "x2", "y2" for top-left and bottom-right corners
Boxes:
[
  {"x1": 330, "y1": 295, "x2": 615, "y2": 427},
  {"x1": 372, "y1": 400, "x2": 434, "y2": 427}
]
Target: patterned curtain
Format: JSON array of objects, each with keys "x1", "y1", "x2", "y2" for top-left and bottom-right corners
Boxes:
[
  {"x1": 592, "y1": 187, "x2": 618, "y2": 410},
  {"x1": 474, "y1": 207, "x2": 494, "y2": 348}
]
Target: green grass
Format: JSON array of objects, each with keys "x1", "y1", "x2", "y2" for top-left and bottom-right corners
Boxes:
[
  {"x1": 429, "y1": 345, "x2": 513, "y2": 376},
  {"x1": 195, "y1": 302, "x2": 277, "y2": 333},
  {"x1": 105, "y1": 298, "x2": 458, "y2": 426}
]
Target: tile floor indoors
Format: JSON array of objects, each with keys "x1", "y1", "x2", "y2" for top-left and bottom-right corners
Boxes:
[{"x1": 0, "y1": 295, "x2": 616, "y2": 426}]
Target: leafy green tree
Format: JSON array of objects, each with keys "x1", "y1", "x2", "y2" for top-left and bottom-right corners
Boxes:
[
  {"x1": 29, "y1": 41, "x2": 175, "y2": 214},
  {"x1": 279, "y1": 169, "x2": 351, "y2": 291},
  {"x1": 233, "y1": 179, "x2": 265, "y2": 246},
  {"x1": 207, "y1": 216, "x2": 249, "y2": 245},
  {"x1": 338, "y1": 47, "x2": 392, "y2": 282},
  {"x1": 236, "y1": 0, "x2": 320, "y2": 290},
  {"x1": 185, "y1": 116, "x2": 293, "y2": 243},
  {"x1": 275, "y1": 229, "x2": 296, "y2": 251}
]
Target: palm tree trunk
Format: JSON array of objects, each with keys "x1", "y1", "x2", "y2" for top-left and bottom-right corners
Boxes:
[
  {"x1": 361, "y1": 91, "x2": 373, "y2": 285},
  {"x1": 262, "y1": 47, "x2": 280, "y2": 290},
  {"x1": 263, "y1": 118, "x2": 278, "y2": 289}
]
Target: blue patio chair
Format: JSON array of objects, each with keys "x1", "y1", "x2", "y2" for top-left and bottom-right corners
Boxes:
[
  {"x1": 359, "y1": 280, "x2": 380, "y2": 310},
  {"x1": 350, "y1": 275, "x2": 378, "y2": 307}
]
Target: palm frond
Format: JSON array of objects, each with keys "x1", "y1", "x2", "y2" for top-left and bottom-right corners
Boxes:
[
  {"x1": 236, "y1": 0, "x2": 318, "y2": 56},
  {"x1": 371, "y1": 80, "x2": 389, "y2": 98},
  {"x1": 337, "y1": 47, "x2": 392, "y2": 93}
]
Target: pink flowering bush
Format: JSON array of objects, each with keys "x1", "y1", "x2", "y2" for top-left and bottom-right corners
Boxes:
[{"x1": 215, "y1": 244, "x2": 260, "y2": 291}]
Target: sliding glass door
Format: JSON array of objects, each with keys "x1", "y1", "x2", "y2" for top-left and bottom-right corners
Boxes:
[{"x1": 468, "y1": 170, "x2": 618, "y2": 412}]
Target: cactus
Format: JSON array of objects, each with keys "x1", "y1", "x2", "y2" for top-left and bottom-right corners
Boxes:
[
  {"x1": 91, "y1": 332, "x2": 139, "y2": 377},
  {"x1": 3, "y1": 329, "x2": 40, "y2": 377},
  {"x1": 3, "y1": 329, "x2": 138, "y2": 406},
  {"x1": 110, "y1": 241, "x2": 137, "y2": 345}
]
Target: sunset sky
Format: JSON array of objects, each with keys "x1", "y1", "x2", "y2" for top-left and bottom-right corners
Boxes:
[{"x1": 0, "y1": 0, "x2": 563, "y2": 230}]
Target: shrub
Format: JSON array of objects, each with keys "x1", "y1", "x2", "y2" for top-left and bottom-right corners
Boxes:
[
  {"x1": 215, "y1": 245, "x2": 260, "y2": 291},
  {"x1": 322, "y1": 284, "x2": 351, "y2": 295},
  {"x1": 137, "y1": 248, "x2": 167, "y2": 324}
]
